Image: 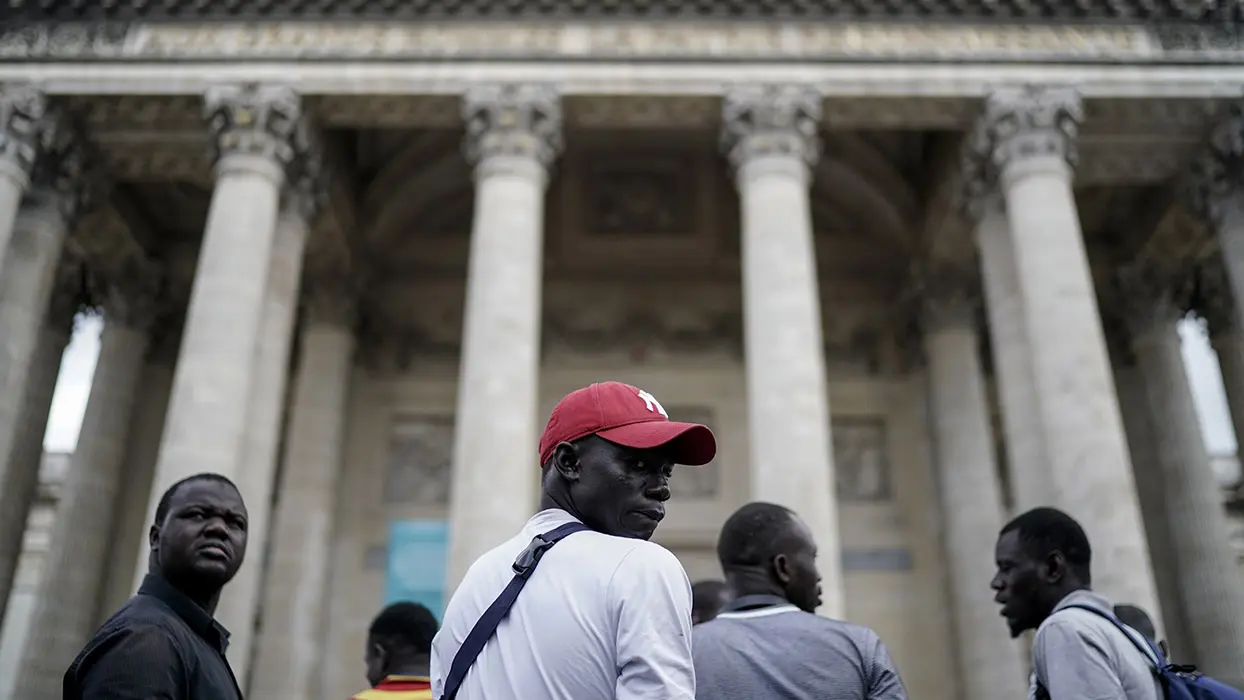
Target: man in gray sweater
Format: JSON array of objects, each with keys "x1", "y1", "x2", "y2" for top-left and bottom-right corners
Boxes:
[
  {"x1": 992, "y1": 507, "x2": 1162, "y2": 700},
  {"x1": 692, "y1": 502, "x2": 908, "y2": 700}
]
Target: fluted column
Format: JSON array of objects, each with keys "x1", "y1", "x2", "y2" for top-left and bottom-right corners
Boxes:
[
  {"x1": 966, "y1": 86, "x2": 1158, "y2": 614},
  {"x1": 1191, "y1": 103, "x2": 1244, "y2": 334},
  {"x1": 964, "y1": 190, "x2": 1051, "y2": 512},
  {"x1": 249, "y1": 282, "x2": 356, "y2": 700},
  {"x1": 14, "y1": 267, "x2": 158, "y2": 699},
  {"x1": 0, "y1": 85, "x2": 55, "y2": 279},
  {"x1": 0, "y1": 173, "x2": 86, "y2": 629},
  {"x1": 216, "y1": 182, "x2": 319, "y2": 682},
  {"x1": 919, "y1": 263, "x2": 1028, "y2": 699},
  {"x1": 144, "y1": 85, "x2": 313, "y2": 533},
  {"x1": 446, "y1": 84, "x2": 562, "y2": 590},
  {"x1": 1101, "y1": 310, "x2": 1194, "y2": 664},
  {"x1": 1121, "y1": 263, "x2": 1244, "y2": 685},
  {"x1": 721, "y1": 85, "x2": 843, "y2": 617}
]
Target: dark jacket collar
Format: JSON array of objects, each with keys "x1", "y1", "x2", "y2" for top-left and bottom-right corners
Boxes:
[{"x1": 138, "y1": 573, "x2": 232, "y2": 653}]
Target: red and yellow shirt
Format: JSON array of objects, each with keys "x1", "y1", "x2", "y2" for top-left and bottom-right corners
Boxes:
[{"x1": 350, "y1": 675, "x2": 433, "y2": 700}]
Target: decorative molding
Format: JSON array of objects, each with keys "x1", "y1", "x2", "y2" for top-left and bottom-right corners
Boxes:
[
  {"x1": 462, "y1": 84, "x2": 563, "y2": 170},
  {"x1": 6, "y1": 21, "x2": 1242, "y2": 63},
  {"x1": 102, "y1": 145, "x2": 212, "y2": 185},
  {"x1": 721, "y1": 85, "x2": 822, "y2": 172},
  {"x1": 542, "y1": 311, "x2": 744, "y2": 361},
  {"x1": 0, "y1": 83, "x2": 53, "y2": 182},
  {"x1": 204, "y1": 83, "x2": 315, "y2": 179},
  {"x1": 1188, "y1": 101, "x2": 1243, "y2": 228},
  {"x1": 971, "y1": 85, "x2": 1085, "y2": 179},
  {"x1": 832, "y1": 417, "x2": 891, "y2": 502},
  {"x1": 585, "y1": 156, "x2": 695, "y2": 237}
]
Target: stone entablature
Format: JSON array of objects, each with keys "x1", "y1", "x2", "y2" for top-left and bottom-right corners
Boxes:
[
  {"x1": 1, "y1": 21, "x2": 1241, "y2": 63},
  {"x1": 5, "y1": 0, "x2": 1241, "y2": 24}
]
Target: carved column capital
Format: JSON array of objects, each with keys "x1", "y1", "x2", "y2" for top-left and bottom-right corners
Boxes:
[
  {"x1": 913, "y1": 260, "x2": 982, "y2": 333},
  {"x1": 303, "y1": 273, "x2": 359, "y2": 328},
  {"x1": 29, "y1": 119, "x2": 102, "y2": 225},
  {"x1": 0, "y1": 83, "x2": 55, "y2": 186},
  {"x1": 1112, "y1": 260, "x2": 1195, "y2": 339},
  {"x1": 721, "y1": 85, "x2": 822, "y2": 174},
  {"x1": 1191, "y1": 255, "x2": 1237, "y2": 337},
  {"x1": 462, "y1": 84, "x2": 563, "y2": 172},
  {"x1": 282, "y1": 157, "x2": 326, "y2": 225},
  {"x1": 1188, "y1": 102, "x2": 1243, "y2": 228},
  {"x1": 204, "y1": 83, "x2": 314, "y2": 180},
  {"x1": 970, "y1": 86, "x2": 1084, "y2": 181},
  {"x1": 91, "y1": 260, "x2": 162, "y2": 332}
]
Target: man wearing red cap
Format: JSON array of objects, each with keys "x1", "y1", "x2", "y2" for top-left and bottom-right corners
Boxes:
[{"x1": 430, "y1": 381, "x2": 716, "y2": 700}]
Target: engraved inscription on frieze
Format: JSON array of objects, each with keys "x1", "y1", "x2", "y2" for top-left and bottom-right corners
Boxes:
[
  {"x1": 586, "y1": 157, "x2": 693, "y2": 236},
  {"x1": 832, "y1": 418, "x2": 891, "y2": 502},
  {"x1": 386, "y1": 415, "x2": 454, "y2": 506},
  {"x1": 665, "y1": 405, "x2": 720, "y2": 499}
]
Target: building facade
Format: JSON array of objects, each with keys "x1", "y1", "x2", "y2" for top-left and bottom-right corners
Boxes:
[{"x1": 1, "y1": 2, "x2": 1244, "y2": 698}]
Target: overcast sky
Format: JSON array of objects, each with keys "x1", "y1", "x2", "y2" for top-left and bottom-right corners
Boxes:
[{"x1": 39, "y1": 314, "x2": 1241, "y2": 457}]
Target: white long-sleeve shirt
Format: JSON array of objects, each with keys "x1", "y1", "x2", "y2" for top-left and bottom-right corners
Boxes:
[{"x1": 430, "y1": 509, "x2": 695, "y2": 700}]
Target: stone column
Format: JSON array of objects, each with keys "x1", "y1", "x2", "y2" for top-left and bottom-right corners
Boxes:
[
  {"x1": 249, "y1": 282, "x2": 356, "y2": 700},
  {"x1": 215, "y1": 182, "x2": 319, "y2": 682},
  {"x1": 0, "y1": 85, "x2": 53, "y2": 278},
  {"x1": 919, "y1": 263, "x2": 1028, "y2": 700},
  {"x1": 446, "y1": 84, "x2": 562, "y2": 590},
  {"x1": 13, "y1": 267, "x2": 158, "y2": 699},
  {"x1": 721, "y1": 85, "x2": 844, "y2": 617},
  {"x1": 102, "y1": 314, "x2": 181, "y2": 619},
  {"x1": 1101, "y1": 309, "x2": 1194, "y2": 664},
  {"x1": 0, "y1": 190, "x2": 84, "y2": 630},
  {"x1": 1191, "y1": 104, "x2": 1244, "y2": 334},
  {"x1": 143, "y1": 84, "x2": 312, "y2": 530},
  {"x1": 967, "y1": 86, "x2": 1159, "y2": 614},
  {"x1": 964, "y1": 191, "x2": 1052, "y2": 511}
]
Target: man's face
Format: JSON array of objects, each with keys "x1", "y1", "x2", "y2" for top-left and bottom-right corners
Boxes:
[
  {"x1": 569, "y1": 436, "x2": 673, "y2": 540},
  {"x1": 151, "y1": 479, "x2": 248, "y2": 590},
  {"x1": 991, "y1": 530, "x2": 1048, "y2": 638},
  {"x1": 777, "y1": 516, "x2": 822, "y2": 613}
]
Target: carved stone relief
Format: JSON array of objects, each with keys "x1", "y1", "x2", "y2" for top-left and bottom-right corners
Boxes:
[
  {"x1": 664, "y1": 406, "x2": 721, "y2": 499},
  {"x1": 586, "y1": 157, "x2": 694, "y2": 236},
  {"x1": 832, "y1": 418, "x2": 891, "y2": 502},
  {"x1": 385, "y1": 415, "x2": 455, "y2": 506}
]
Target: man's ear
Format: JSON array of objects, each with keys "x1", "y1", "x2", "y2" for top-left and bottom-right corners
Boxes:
[
  {"x1": 148, "y1": 524, "x2": 160, "y2": 551},
  {"x1": 1042, "y1": 550, "x2": 1067, "y2": 584},
  {"x1": 552, "y1": 442, "x2": 582, "y2": 482},
  {"x1": 771, "y1": 553, "x2": 793, "y2": 585}
]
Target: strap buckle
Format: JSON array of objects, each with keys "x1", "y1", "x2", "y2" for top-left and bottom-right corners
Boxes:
[{"x1": 512, "y1": 535, "x2": 556, "y2": 580}]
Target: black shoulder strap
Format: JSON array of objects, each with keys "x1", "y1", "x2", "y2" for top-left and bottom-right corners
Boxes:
[{"x1": 440, "y1": 521, "x2": 588, "y2": 700}]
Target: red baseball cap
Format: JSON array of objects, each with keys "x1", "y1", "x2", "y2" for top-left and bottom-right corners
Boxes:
[{"x1": 539, "y1": 381, "x2": 717, "y2": 467}]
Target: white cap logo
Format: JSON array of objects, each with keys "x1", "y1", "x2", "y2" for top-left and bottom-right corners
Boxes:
[{"x1": 637, "y1": 389, "x2": 668, "y2": 418}]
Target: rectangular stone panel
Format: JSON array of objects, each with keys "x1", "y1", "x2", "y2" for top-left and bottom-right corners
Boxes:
[
  {"x1": 584, "y1": 156, "x2": 695, "y2": 237},
  {"x1": 385, "y1": 414, "x2": 454, "y2": 505},
  {"x1": 841, "y1": 547, "x2": 914, "y2": 572},
  {"x1": 664, "y1": 405, "x2": 720, "y2": 499},
  {"x1": 832, "y1": 417, "x2": 891, "y2": 502}
]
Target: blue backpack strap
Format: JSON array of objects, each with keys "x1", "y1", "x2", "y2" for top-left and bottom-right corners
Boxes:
[
  {"x1": 440, "y1": 522, "x2": 588, "y2": 700},
  {"x1": 1058, "y1": 603, "x2": 1166, "y2": 668}
]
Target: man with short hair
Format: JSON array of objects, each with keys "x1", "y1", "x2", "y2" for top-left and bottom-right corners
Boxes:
[
  {"x1": 691, "y1": 579, "x2": 730, "y2": 625},
  {"x1": 1113, "y1": 603, "x2": 1170, "y2": 660},
  {"x1": 65, "y1": 473, "x2": 248, "y2": 700},
  {"x1": 352, "y1": 601, "x2": 440, "y2": 699},
  {"x1": 431, "y1": 381, "x2": 717, "y2": 700},
  {"x1": 992, "y1": 507, "x2": 1161, "y2": 700},
  {"x1": 693, "y1": 502, "x2": 908, "y2": 700}
]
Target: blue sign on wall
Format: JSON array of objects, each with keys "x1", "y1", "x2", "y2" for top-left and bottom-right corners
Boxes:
[{"x1": 385, "y1": 520, "x2": 450, "y2": 620}]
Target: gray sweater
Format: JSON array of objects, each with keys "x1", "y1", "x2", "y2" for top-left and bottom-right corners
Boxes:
[{"x1": 691, "y1": 603, "x2": 908, "y2": 700}]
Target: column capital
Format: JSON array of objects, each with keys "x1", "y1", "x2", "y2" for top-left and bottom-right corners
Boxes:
[
  {"x1": 913, "y1": 260, "x2": 982, "y2": 333},
  {"x1": 30, "y1": 119, "x2": 102, "y2": 225},
  {"x1": 0, "y1": 83, "x2": 55, "y2": 187},
  {"x1": 969, "y1": 85, "x2": 1084, "y2": 181},
  {"x1": 462, "y1": 84, "x2": 563, "y2": 173},
  {"x1": 282, "y1": 158, "x2": 326, "y2": 225},
  {"x1": 204, "y1": 83, "x2": 314, "y2": 181},
  {"x1": 1187, "y1": 102, "x2": 1243, "y2": 228},
  {"x1": 91, "y1": 260, "x2": 163, "y2": 332},
  {"x1": 302, "y1": 273, "x2": 359, "y2": 328},
  {"x1": 1191, "y1": 255, "x2": 1237, "y2": 337},
  {"x1": 720, "y1": 85, "x2": 822, "y2": 174},
  {"x1": 1112, "y1": 260, "x2": 1195, "y2": 339}
]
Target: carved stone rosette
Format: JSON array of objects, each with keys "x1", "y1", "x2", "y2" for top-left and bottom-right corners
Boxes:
[
  {"x1": 720, "y1": 85, "x2": 823, "y2": 172},
  {"x1": 0, "y1": 83, "x2": 54, "y2": 183},
  {"x1": 969, "y1": 85, "x2": 1084, "y2": 180},
  {"x1": 462, "y1": 84, "x2": 563, "y2": 170},
  {"x1": 1188, "y1": 102, "x2": 1243, "y2": 228},
  {"x1": 912, "y1": 259, "x2": 982, "y2": 333},
  {"x1": 204, "y1": 83, "x2": 314, "y2": 180}
]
